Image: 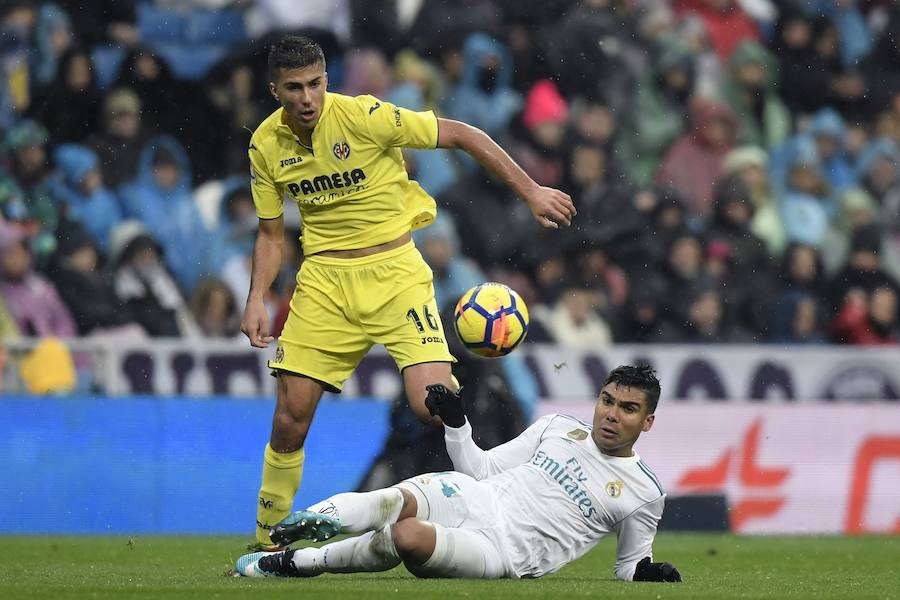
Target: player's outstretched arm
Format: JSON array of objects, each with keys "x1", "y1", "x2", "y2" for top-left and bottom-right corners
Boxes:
[
  {"x1": 426, "y1": 383, "x2": 555, "y2": 479},
  {"x1": 436, "y1": 118, "x2": 576, "y2": 229},
  {"x1": 632, "y1": 557, "x2": 682, "y2": 582},
  {"x1": 240, "y1": 216, "x2": 284, "y2": 348}
]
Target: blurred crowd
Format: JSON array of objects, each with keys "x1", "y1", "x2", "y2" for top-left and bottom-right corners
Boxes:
[{"x1": 1, "y1": 0, "x2": 900, "y2": 356}]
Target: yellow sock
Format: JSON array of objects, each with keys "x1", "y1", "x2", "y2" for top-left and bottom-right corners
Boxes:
[{"x1": 256, "y1": 443, "x2": 304, "y2": 547}]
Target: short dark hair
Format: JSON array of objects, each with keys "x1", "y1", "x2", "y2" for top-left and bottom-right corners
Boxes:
[
  {"x1": 603, "y1": 365, "x2": 661, "y2": 414},
  {"x1": 268, "y1": 36, "x2": 325, "y2": 81}
]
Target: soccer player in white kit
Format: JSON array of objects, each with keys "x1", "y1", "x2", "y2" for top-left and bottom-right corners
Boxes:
[{"x1": 235, "y1": 365, "x2": 682, "y2": 582}]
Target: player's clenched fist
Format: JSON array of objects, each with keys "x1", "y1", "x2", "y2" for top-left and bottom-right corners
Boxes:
[
  {"x1": 241, "y1": 298, "x2": 274, "y2": 348},
  {"x1": 424, "y1": 384, "x2": 467, "y2": 428}
]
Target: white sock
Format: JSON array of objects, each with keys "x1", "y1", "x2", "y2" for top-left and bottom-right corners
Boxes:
[
  {"x1": 306, "y1": 489, "x2": 404, "y2": 533},
  {"x1": 290, "y1": 526, "x2": 400, "y2": 574}
]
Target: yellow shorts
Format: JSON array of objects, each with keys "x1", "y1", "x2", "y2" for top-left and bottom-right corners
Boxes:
[{"x1": 270, "y1": 240, "x2": 455, "y2": 391}]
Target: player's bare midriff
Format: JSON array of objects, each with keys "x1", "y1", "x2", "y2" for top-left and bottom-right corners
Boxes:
[{"x1": 312, "y1": 232, "x2": 412, "y2": 259}]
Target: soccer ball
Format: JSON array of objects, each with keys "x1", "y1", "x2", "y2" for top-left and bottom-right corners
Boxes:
[{"x1": 453, "y1": 283, "x2": 529, "y2": 358}]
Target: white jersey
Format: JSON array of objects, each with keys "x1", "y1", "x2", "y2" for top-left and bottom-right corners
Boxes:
[{"x1": 444, "y1": 414, "x2": 665, "y2": 579}]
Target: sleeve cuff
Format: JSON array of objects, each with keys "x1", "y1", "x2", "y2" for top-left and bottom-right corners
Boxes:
[{"x1": 443, "y1": 418, "x2": 472, "y2": 441}]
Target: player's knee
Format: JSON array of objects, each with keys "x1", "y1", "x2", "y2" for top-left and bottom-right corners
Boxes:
[
  {"x1": 391, "y1": 519, "x2": 434, "y2": 565},
  {"x1": 271, "y1": 410, "x2": 312, "y2": 442}
]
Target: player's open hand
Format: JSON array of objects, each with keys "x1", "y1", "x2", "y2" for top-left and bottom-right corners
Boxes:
[
  {"x1": 241, "y1": 298, "x2": 275, "y2": 348},
  {"x1": 524, "y1": 186, "x2": 576, "y2": 229}
]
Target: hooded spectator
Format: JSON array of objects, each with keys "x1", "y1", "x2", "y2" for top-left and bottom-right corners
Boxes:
[
  {"x1": 723, "y1": 145, "x2": 785, "y2": 256},
  {"x1": 119, "y1": 135, "x2": 211, "y2": 293},
  {"x1": 656, "y1": 97, "x2": 738, "y2": 221},
  {"x1": 46, "y1": 220, "x2": 137, "y2": 335},
  {"x1": 506, "y1": 79, "x2": 568, "y2": 188},
  {"x1": 30, "y1": 3, "x2": 73, "y2": 89},
  {"x1": 50, "y1": 144, "x2": 122, "y2": 251},
  {"x1": 29, "y1": 46, "x2": 101, "y2": 143},
  {"x1": 84, "y1": 87, "x2": 152, "y2": 187},
  {"x1": 443, "y1": 33, "x2": 521, "y2": 138},
  {"x1": 108, "y1": 220, "x2": 196, "y2": 337},
  {"x1": 720, "y1": 41, "x2": 791, "y2": 148},
  {"x1": 0, "y1": 220, "x2": 75, "y2": 337},
  {"x1": 780, "y1": 139, "x2": 836, "y2": 247},
  {"x1": 617, "y1": 36, "x2": 694, "y2": 186}
]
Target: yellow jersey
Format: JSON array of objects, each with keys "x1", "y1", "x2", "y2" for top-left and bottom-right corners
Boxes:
[{"x1": 248, "y1": 92, "x2": 439, "y2": 255}]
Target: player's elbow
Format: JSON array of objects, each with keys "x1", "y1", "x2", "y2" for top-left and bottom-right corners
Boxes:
[{"x1": 437, "y1": 118, "x2": 483, "y2": 150}]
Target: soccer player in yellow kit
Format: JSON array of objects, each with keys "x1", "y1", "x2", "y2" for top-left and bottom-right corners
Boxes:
[{"x1": 241, "y1": 36, "x2": 576, "y2": 550}]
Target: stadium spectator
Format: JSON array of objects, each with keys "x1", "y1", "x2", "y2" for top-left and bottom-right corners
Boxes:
[
  {"x1": 723, "y1": 146, "x2": 785, "y2": 256},
  {"x1": 54, "y1": 0, "x2": 137, "y2": 48},
  {"x1": 2, "y1": 119, "x2": 59, "y2": 259},
  {"x1": 206, "y1": 180, "x2": 256, "y2": 306},
  {"x1": 780, "y1": 142, "x2": 836, "y2": 247},
  {"x1": 50, "y1": 144, "x2": 122, "y2": 252},
  {"x1": 443, "y1": 33, "x2": 521, "y2": 139},
  {"x1": 539, "y1": 0, "x2": 642, "y2": 107},
  {"x1": 108, "y1": 221, "x2": 196, "y2": 337},
  {"x1": 0, "y1": 220, "x2": 75, "y2": 338},
  {"x1": 828, "y1": 285, "x2": 899, "y2": 344},
  {"x1": 617, "y1": 36, "x2": 694, "y2": 187},
  {"x1": 46, "y1": 220, "x2": 138, "y2": 336},
  {"x1": 769, "y1": 289, "x2": 828, "y2": 344},
  {"x1": 656, "y1": 97, "x2": 738, "y2": 221},
  {"x1": 827, "y1": 222, "x2": 900, "y2": 314},
  {"x1": 719, "y1": 41, "x2": 791, "y2": 149},
  {"x1": 860, "y1": 8, "x2": 900, "y2": 116},
  {"x1": 84, "y1": 87, "x2": 151, "y2": 187},
  {"x1": 657, "y1": 277, "x2": 753, "y2": 343},
  {"x1": 706, "y1": 176, "x2": 774, "y2": 335},
  {"x1": 533, "y1": 285, "x2": 613, "y2": 347},
  {"x1": 119, "y1": 135, "x2": 211, "y2": 293},
  {"x1": 506, "y1": 80, "x2": 568, "y2": 188},
  {"x1": 30, "y1": 3, "x2": 73, "y2": 90},
  {"x1": 0, "y1": 1, "x2": 36, "y2": 129},
  {"x1": 28, "y1": 46, "x2": 101, "y2": 143},
  {"x1": 190, "y1": 277, "x2": 241, "y2": 338},
  {"x1": 673, "y1": 0, "x2": 760, "y2": 60}
]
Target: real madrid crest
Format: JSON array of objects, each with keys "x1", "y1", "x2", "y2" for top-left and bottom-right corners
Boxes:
[
  {"x1": 274, "y1": 345, "x2": 285, "y2": 364},
  {"x1": 332, "y1": 139, "x2": 351, "y2": 160},
  {"x1": 567, "y1": 428, "x2": 588, "y2": 441},
  {"x1": 605, "y1": 480, "x2": 624, "y2": 498}
]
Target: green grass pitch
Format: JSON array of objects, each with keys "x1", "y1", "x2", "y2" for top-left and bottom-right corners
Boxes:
[{"x1": 1, "y1": 534, "x2": 897, "y2": 599}]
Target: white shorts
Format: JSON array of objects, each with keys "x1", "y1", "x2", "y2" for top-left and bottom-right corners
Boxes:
[{"x1": 395, "y1": 472, "x2": 511, "y2": 579}]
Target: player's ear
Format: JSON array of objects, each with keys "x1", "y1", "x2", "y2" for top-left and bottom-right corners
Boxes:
[
  {"x1": 641, "y1": 413, "x2": 655, "y2": 433},
  {"x1": 270, "y1": 82, "x2": 279, "y2": 102}
]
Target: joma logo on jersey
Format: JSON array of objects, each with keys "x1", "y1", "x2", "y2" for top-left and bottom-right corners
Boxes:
[
  {"x1": 287, "y1": 169, "x2": 367, "y2": 196},
  {"x1": 280, "y1": 156, "x2": 302, "y2": 167},
  {"x1": 420, "y1": 336, "x2": 443, "y2": 344}
]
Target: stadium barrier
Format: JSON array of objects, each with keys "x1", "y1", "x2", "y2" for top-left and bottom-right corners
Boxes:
[
  {"x1": 4, "y1": 338, "x2": 900, "y2": 401},
  {"x1": 0, "y1": 396, "x2": 390, "y2": 534}
]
